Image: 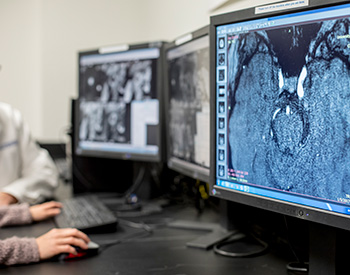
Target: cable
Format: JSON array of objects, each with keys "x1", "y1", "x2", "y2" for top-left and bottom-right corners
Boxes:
[
  {"x1": 286, "y1": 262, "x2": 309, "y2": 273},
  {"x1": 283, "y1": 215, "x2": 309, "y2": 273},
  {"x1": 98, "y1": 230, "x2": 153, "y2": 252},
  {"x1": 214, "y1": 233, "x2": 268, "y2": 258},
  {"x1": 97, "y1": 219, "x2": 154, "y2": 252},
  {"x1": 118, "y1": 218, "x2": 153, "y2": 232},
  {"x1": 114, "y1": 203, "x2": 162, "y2": 218},
  {"x1": 123, "y1": 163, "x2": 146, "y2": 200},
  {"x1": 149, "y1": 162, "x2": 162, "y2": 188},
  {"x1": 104, "y1": 163, "x2": 146, "y2": 213},
  {"x1": 59, "y1": 123, "x2": 96, "y2": 190},
  {"x1": 72, "y1": 160, "x2": 94, "y2": 190},
  {"x1": 58, "y1": 125, "x2": 71, "y2": 155}
]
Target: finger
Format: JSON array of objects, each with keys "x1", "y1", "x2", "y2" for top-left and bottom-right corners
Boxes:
[
  {"x1": 57, "y1": 237, "x2": 89, "y2": 250},
  {"x1": 43, "y1": 201, "x2": 63, "y2": 209},
  {"x1": 70, "y1": 230, "x2": 91, "y2": 244},
  {"x1": 55, "y1": 228, "x2": 90, "y2": 243},
  {"x1": 57, "y1": 244, "x2": 78, "y2": 255},
  {"x1": 45, "y1": 208, "x2": 61, "y2": 217}
]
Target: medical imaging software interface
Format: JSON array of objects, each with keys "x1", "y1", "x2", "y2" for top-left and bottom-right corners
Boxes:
[
  {"x1": 77, "y1": 48, "x2": 160, "y2": 156},
  {"x1": 167, "y1": 36, "x2": 210, "y2": 169},
  {"x1": 214, "y1": 4, "x2": 350, "y2": 216}
]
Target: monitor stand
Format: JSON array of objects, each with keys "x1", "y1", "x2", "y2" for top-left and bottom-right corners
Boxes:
[
  {"x1": 112, "y1": 162, "x2": 146, "y2": 212},
  {"x1": 168, "y1": 219, "x2": 238, "y2": 249},
  {"x1": 308, "y1": 222, "x2": 350, "y2": 275},
  {"x1": 167, "y1": 200, "x2": 241, "y2": 249},
  {"x1": 106, "y1": 161, "x2": 163, "y2": 216}
]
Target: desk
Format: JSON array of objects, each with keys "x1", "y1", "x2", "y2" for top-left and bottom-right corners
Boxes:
[{"x1": 0, "y1": 202, "x2": 293, "y2": 275}]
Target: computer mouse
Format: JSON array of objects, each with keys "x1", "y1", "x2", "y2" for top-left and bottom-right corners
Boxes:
[{"x1": 52, "y1": 241, "x2": 100, "y2": 261}]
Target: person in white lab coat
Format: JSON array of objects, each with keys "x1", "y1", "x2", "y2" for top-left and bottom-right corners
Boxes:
[{"x1": 0, "y1": 102, "x2": 58, "y2": 205}]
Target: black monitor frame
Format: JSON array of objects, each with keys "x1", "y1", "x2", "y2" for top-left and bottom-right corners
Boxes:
[
  {"x1": 209, "y1": 0, "x2": 350, "y2": 232},
  {"x1": 164, "y1": 26, "x2": 210, "y2": 183},
  {"x1": 75, "y1": 41, "x2": 166, "y2": 163}
]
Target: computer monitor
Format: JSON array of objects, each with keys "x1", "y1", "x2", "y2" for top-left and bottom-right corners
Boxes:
[
  {"x1": 211, "y1": 0, "x2": 350, "y2": 271},
  {"x1": 75, "y1": 42, "x2": 165, "y2": 163},
  {"x1": 165, "y1": 26, "x2": 210, "y2": 183}
]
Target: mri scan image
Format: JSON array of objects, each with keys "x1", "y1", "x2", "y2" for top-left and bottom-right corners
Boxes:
[
  {"x1": 168, "y1": 46, "x2": 210, "y2": 167},
  {"x1": 78, "y1": 58, "x2": 157, "y2": 144},
  {"x1": 227, "y1": 18, "x2": 350, "y2": 202}
]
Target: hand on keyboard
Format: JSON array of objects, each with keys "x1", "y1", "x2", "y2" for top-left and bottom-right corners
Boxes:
[{"x1": 30, "y1": 201, "x2": 63, "y2": 222}]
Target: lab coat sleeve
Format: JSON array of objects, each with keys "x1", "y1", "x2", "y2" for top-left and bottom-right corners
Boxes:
[{"x1": 1, "y1": 108, "x2": 59, "y2": 204}]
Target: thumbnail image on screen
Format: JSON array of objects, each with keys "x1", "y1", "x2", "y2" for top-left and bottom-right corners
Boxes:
[
  {"x1": 215, "y1": 4, "x2": 350, "y2": 211},
  {"x1": 77, "y1": 47, "x2": 159, "y2": 157},
  {"x1": 167, "y1": 35, "x2": 210, "y2": 169}
]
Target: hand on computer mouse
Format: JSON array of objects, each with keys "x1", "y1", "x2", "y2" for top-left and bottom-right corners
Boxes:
[
  {"x1": 51, "y1": 240, "x2": 100, "y2": 261},
  {"x1": 30, "y1": 201, "x2": 63, "y2": 222},
  {"x1": 36, "y1": 228, "x2": 90, "y2": 260}
]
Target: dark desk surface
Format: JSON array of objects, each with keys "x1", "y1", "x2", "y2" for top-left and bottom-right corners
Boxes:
[{"x1": 0, "y1": 202, "x2": 293, "y2": 275}]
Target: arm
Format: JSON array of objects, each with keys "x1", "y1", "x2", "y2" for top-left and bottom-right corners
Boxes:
[
  {"x1": 0, "y1": 204, "x2": 32, "y2": 227},
  {"x1": 0, "y1": 201, "x2": 62, "y2": 227},
  {"x1": 0, "y1": 237, "x2": 39, "y2": 265},
  {"x1": 1, "y1": 106, "x2": 59, "y2": 204},
  {"x1": 0, "y1": 228, "x2": 90, "y2": 266},
  {"x1": 36, "y1": 228, "x2": 90, "y2": 260}
]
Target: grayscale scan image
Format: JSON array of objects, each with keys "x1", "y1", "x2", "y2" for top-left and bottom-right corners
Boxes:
[
  {"x1": 227, "y1": 18, "x2": 350, "y2": 202},
  {"x1": 168, "y1": 47, "x2": 209, "y2": 166},
  {"x1": 78, "y1": 58, "x2": 157, "y2": 144}
]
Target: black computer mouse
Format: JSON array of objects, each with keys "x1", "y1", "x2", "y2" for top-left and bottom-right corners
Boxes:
[{"x1": 51, "y1": 241, "x2": 99, "y2": 261}]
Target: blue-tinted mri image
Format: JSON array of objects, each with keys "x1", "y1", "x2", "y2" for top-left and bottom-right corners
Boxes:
[{"x1": 227, "y1": 18, "x2": 350, "y2": 202}]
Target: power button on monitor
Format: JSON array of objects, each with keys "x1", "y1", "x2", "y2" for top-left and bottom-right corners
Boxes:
[{"x1": 298, "y1": 210, "x2": 304, "y2": 217}]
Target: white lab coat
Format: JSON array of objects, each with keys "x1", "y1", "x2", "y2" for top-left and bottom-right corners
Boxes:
[{"x1": 0, "y1": 102, "x2": 58, "y2": 204}]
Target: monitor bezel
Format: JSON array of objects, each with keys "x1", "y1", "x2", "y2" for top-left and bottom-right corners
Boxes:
[
  {"x1": 164, "y1": 26, "x2": 210, "y2": 183},
  {"x1": 75, "y1": 41, "x2": 166, "y2": 163},
  {"x1": 209, "y1": 0, "x2": 350, "y2": 231}
]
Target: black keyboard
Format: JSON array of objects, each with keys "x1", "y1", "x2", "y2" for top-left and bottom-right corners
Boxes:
[{"x1": 54, "y1": 195, "x2": 118, "y2": 233}]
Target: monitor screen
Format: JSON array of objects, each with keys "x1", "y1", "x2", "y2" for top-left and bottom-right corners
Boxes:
[
  {"x1": 75, "y1": 44, "x2": 164, "y2": 162},
  {"x1": 211, "y1": 1, "x2": 350, "y2": 229},
  {"x1": 166, "y1": 28, "x2": 210, "y2": 182}
]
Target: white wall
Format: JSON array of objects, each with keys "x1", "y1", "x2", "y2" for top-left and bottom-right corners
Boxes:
[
  {"x1": 0, "y1": 0, "x2": 280, "y2": 142},
  {"x1": 0, "y1": 0, "x2": 42, "y2": 136}
]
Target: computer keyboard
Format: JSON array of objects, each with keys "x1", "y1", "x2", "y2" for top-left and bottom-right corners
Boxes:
[{"x1": 54, "y1": 195, "x2": 118, "y2": 233}]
